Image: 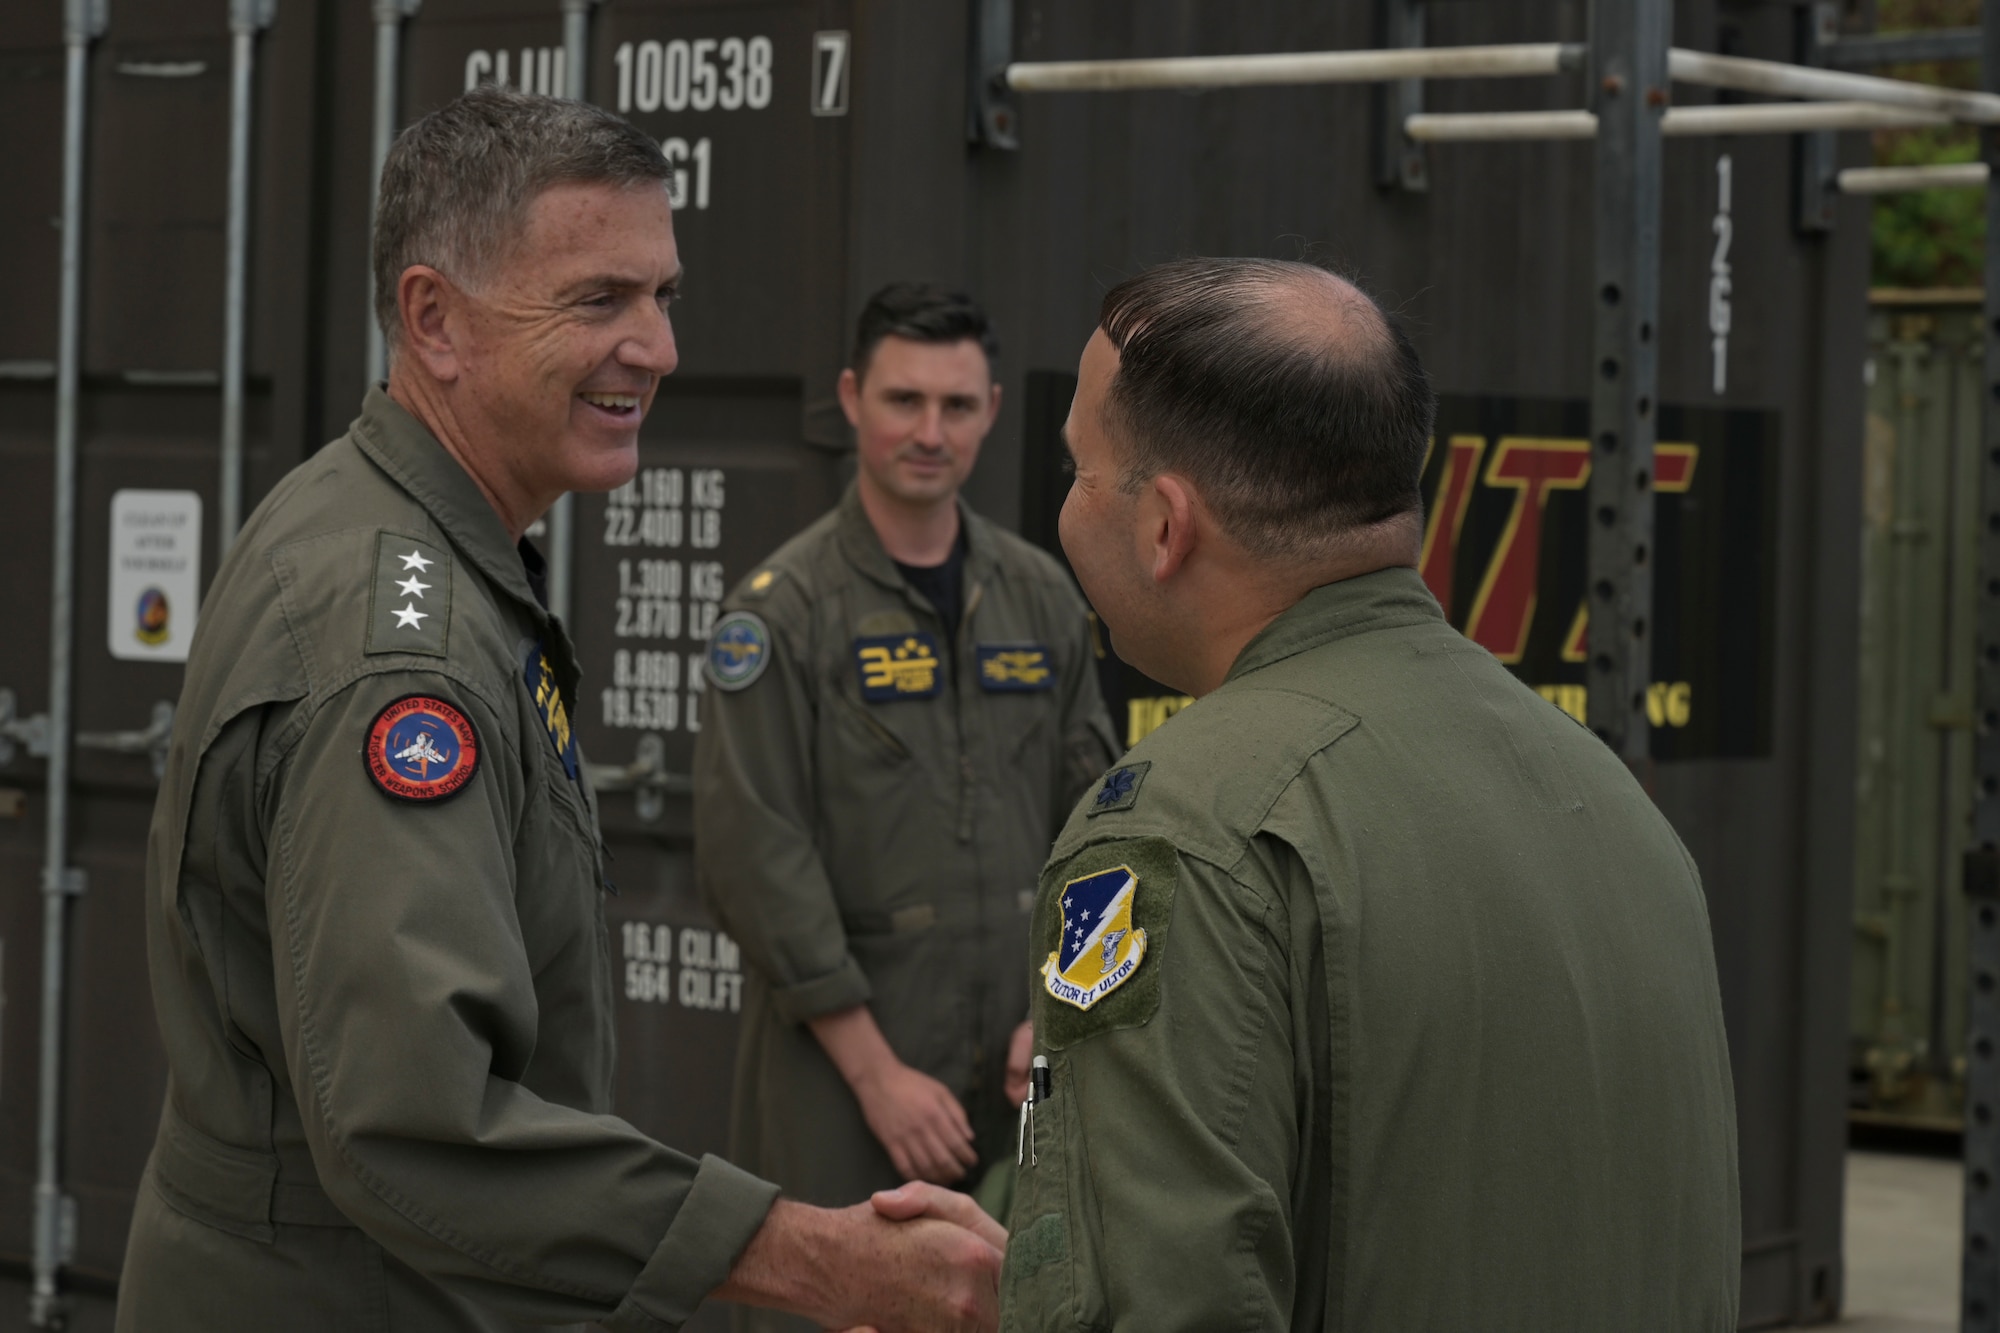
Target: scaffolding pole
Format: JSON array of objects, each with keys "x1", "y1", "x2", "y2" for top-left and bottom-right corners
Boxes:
[
  {"x1": 1406, "y1": 100, "x2": 1948, "y2": 142},
  {"x1": 1585, "y1": 0, "x2": 1667, "y2": 760},
  {"x1": 1965, "y1": 3, "x2": 2000, "y2": 1327},
  {"x1": 1838, "y1": 162, "x2": 1989, "y2": 193},
  {"x1": 1005, "y1": 42, "x2": 1577, "y2": 93}
]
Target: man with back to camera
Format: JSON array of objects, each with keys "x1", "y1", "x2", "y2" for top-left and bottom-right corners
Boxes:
[
  {"x1": 693, "y1": 285, "x2": 1119, "y2": 1330},
  {"x1": 116, "y1": 89, "x2": 1004, "y2": 1333},
  {"x1": 997, "y1": 258, "x2": 1741, "y2": 1331}
]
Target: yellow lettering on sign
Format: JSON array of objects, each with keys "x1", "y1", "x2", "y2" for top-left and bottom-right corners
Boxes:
[
  {"x1": 1126, "y1": 694, "x2": 1194, "y2": 747},
  {"x1": 1534, "y1": 681, "x2": 1693, "y2": 729}
]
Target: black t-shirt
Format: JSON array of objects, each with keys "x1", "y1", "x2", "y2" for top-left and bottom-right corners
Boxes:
[
  {"x1": 519, "y1": 537, "x2": 551, "y2": 611},
  {"x1": 894, "y1": 530, "x2": 968, "y2": 642}
]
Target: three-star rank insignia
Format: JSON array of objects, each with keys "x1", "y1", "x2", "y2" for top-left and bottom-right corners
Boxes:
[
  {"x1": 976, "y1": 643, "x2": 1054, "y2": 692},
  {"x1": 365, "y1": 695, "x2": 479, "y2": 802},
  {"x1": 855, "y1": 631, "x2": 941, "y2": 702},
  {"x1": 1042, "y1": 864, "x2": 1147, "y2": 1011},
  {"x1": 1087, "y1": 760, "x2": 1151, "y2": 816},
  {"x1": 366, "y1": 533, "x2": 450, "y2": 657}
]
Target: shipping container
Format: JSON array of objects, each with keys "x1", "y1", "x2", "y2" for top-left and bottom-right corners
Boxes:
[{"x1": 0, "y1": 1, "x2": 1867, "y2": 1328}]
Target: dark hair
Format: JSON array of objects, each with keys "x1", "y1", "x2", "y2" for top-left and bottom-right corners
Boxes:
[
  {"x1": 1097, "y1": 258, "x2": 1435, "y2": 557},
  {"x1": 850, "y1": 283, "x2": 1000, "y2": 379},
  {"x1": 374, "y1": 88, "x2": 670, "y2": 344}
]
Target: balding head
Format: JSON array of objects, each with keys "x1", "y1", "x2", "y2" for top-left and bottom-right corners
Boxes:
[{"x1": 1096, "y1": 258, "x2": 1435, "y2": 560}]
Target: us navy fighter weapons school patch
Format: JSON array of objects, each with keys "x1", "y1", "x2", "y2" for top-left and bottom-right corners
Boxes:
[
  {"x1": 365, "y1": 695, "x2": 479, "y2": 802},
  {"x1": 1043, "y1": 864, "x2": 1147, "y2": 1011}
]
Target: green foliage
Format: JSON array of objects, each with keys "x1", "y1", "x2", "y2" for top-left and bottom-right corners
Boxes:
[{"x1": 1869, "y1": 0, "x2": 1984, "y2": 288}]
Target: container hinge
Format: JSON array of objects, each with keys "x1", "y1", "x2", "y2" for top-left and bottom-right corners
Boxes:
[
  {"x1": 0, "y1": 690, "x2": 52, "y2": 767},
  {"x1": 75, "y1": 699, "x2": 175, "y2": 780},
  {"x1": 41, "y1": 866, "x2": 86, "y2": 898},
  {"x1": 1374, "y1": 0, "x2": 1428, "y2": 192},
  {"x1": 585, "y1": 735, "x2": 689, "y2": 824}
]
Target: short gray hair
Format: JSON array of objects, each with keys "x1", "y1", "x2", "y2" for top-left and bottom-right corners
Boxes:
[{"x1": 372, "y1": 87, "x2": 670, "y2": 344}]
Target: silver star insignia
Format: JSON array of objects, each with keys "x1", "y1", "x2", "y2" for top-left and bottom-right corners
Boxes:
[
  {"x1": 399, "y1": 549, "x2": 434, "y2": 572},
  {"x1": 395, "y1": 574, "x2": 430, "y2": 598},
  {"x1": 392, "y1": 602, "x2": 429, "y2": 629}
]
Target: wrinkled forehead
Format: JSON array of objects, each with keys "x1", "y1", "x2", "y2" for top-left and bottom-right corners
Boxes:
[{"x1": 492, "y1": 178, "x2": 680, "y2": 286}]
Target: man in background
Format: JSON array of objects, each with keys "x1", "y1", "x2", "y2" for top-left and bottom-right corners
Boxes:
[
  {"x1": 1000, "y1": 258, "x2": 1740, "y2": 1331},
  {"x1": 696, "y1": 284, "x2": 1118, "y2": 1331}
]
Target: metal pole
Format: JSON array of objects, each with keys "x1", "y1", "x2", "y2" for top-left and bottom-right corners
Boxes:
[
  {"x1": 1404, "y1": 101, "x2": 1948, "y2": 142},
  {"x1": 220, "y1": 0, "x2": 274, "y2": 553},
  {"x1": 1005, "y1": 42, "x2": 1579, "y2": 93},
  {"x1": 1584, "y1": 0, "x2": 1667, "y2": 758},
  {"x1": 547, "y1": 0, "x2": 597, "y2": 625},
  {"x1": 1962, "y1": 6, "x2": 2000, "y2": 1326},
  {"x1": 1668, "y1": 46, "x2": 2000, "y2": 124},
  {"x1": 32, "y1": 0, "x2": 105, "y2": 1325},
  {"x1": 1839, "y1": 162, "x2": 1989, "y2": 193},
  {"x1": 367, "y1": 0, "x2": 418, "y2": 390}
]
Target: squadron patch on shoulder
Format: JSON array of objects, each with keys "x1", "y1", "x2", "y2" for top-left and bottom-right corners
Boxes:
[
  {"x1": 1042, "y1": 865, "x2": 1148, "y2": 1011},
  {"x1": 854, "y1": 632, "x2": 942, "y2": 702},
  {"x1": 976, "y1": 643, "x2": 1054, "y2": 692},
  {"x1": 707, "y1": 611, "x2": 772, "y2": 692},
  {"x1": 365, "y1": 695, "x2": 479, "y2": 803}
]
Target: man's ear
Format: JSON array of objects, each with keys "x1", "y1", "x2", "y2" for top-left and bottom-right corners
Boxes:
[
  {"x1": 982, "y1": 381, "x2": 1004, "y2": 433},
  {"x1": 836, "y1": 367, "x2": 863, "y2": 428},
  {"x1": 398, "y1": 265, "x2": 463, "y2": 383},
  {"x1": 1147, "y1": 473, "x2": 1200, "y2": 585}
]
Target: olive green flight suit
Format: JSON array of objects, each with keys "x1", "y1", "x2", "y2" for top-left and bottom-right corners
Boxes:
[
  {"x1": 118, "y1": 388, "x2": 779, "y2": 1332},
  {"x1": 1002, "y1": 567, "x2": 1741, "y2": 1332},
  {"x1": 691, "y1": 485, "x2": 1117, "y2": 1236}
]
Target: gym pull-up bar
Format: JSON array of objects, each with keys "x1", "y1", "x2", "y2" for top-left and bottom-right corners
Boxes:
[
  {"x1": 1408, "y1": 101, "x2": 1949, "y2": 142},
  {"x1": 1004, "y1": 42, "x2": 2000, "y2": 126}
]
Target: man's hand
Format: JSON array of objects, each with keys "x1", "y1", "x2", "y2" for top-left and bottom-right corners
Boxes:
[
  {"x1": 809, "y1": 1004, "x2": 978, "y2": 1184},
  {"x1": 717, "y1": 1196, "x2": 1001, "y2": 1333},
  {"x1": 870, "y1": 1180, "x2": 1009, "y2": 1252},
  {"x1": 854, "y1": 1061, "x2": 979, "y2": 1184},
  {"x1": 1004, "y1": 1019, "x2": 1034, "y2": 1108}
]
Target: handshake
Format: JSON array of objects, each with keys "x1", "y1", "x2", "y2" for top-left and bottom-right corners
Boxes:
[{"x1": 717, "y1": 1179, "x2": 1007, "y2": 1333}]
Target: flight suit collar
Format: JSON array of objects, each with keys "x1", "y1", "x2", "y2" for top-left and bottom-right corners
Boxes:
[
  {"x1": 1225, "y1": 565, "x2": 1445, "y2": 684},
  {"x1": 349, "y1": 385, "x2": 547, "y2": 624},
  {"x1": 833, "y1": 479, "x2": 1001, "y2": 599}
]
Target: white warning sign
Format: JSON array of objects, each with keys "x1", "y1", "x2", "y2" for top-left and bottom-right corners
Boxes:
[{"x1": 107, "y1": 489, "x2": 202, "y2": 662}]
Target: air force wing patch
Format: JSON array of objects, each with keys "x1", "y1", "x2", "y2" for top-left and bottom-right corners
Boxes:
[{"x1": 1042, "y1": 865, "x2": 1147, "y2": 1011}]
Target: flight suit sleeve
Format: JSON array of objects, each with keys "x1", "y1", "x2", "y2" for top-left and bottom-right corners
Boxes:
[
  {"x1": 1052, "y1": 599, "x2": 1121, "y2": 819},
  {"x1": 1001, "y1": 836, "x2": 1300, "y2": 1332},
  {"x1": 693, "y1": 587, "x2": 871, "y2": 1023},
  {"x1": 268, "y1": 668, "x2": 779, "y2": 1332}
]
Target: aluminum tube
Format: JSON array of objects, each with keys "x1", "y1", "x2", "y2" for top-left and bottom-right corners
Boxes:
[
  {"x1": 1669, "y1": 46, "x2": 2000, "y2": 124},
  {"x1": 1839, "y1": 162, "x2": 1990, "y2": 193},
  {"x1": 1405, "y1": 100, "x2": 1950, "y2": 142},
  {"x1": 1005, "y1": 42, "x2": 1576, "y2": 94},
  {"x1": 219, "y1": 25, "x2": 254, "y2": 551},
  {"x1": 366, "y1": 4, "x2": 402, "y2": 388},
  {"x1": 1405, "y1": 109, "x2": 1597, "y2": 141},
  {"x1": 32, "y1": 19, "x2": 94, "y2": 1330}
]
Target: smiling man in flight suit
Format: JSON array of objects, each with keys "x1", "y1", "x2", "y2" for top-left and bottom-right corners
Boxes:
[
  {"x1": 998, "y1": 259, "x2": 1741, "y2": 1331},
  {"x1": 116, "y1": 89, "x2": 1004, "y2": 1333},
  {"x1": 694, "y1": 285, "x2": 1119, "y2": 1332}
]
